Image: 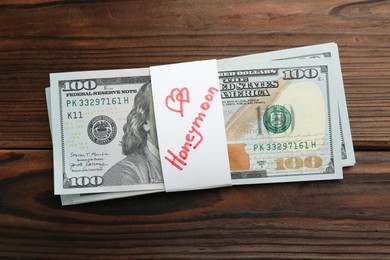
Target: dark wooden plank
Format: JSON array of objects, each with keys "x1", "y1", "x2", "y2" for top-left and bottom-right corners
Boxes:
[
  {"x1": 0, "y1": 0, "x2": 388, "y2": 37},
  {"x1": 0, "y1": 0, "x2": 389, "y2": 149},
  {"x1": 0, "y1": 149, "x2": 389, "y2": 258}
]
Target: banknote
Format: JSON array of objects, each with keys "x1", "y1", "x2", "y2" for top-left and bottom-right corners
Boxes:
[
  {"x1": 218, "y1": 58, "x2": 342, "y2": 184},
  {"x1": 50, "y1": 68, "x2": 165, "y2": 195},
  {"x1": 60, "y1": 190, "x2": 162, "y2": 205},
  {"x1": 45, "y1": 87, "x2": 163, "y2": 204},
  {"x1": 218, "y1": 42, "x2": 355, "y2": 167}
]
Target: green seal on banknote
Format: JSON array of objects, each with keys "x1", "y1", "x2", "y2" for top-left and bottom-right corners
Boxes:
[{"x1": 263, "y1": 105, "x2": 292, "y2": 134}]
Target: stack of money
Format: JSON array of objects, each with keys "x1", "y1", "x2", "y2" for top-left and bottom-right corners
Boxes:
[{"x1": 46, "y1": 43, "x2": 355, "y2": 205}]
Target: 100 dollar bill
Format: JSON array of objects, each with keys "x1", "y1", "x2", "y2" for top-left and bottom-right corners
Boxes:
[
  {"x1": 218, "y1": 58, "x2": 342, "y2": 184},
  {"x1": 45, "y1": 87, "x2": 163, "y2": 204},
  {"x1": 219, "y1": 42, "x2": 355, "y2": 167},
  {"x1": 50, "y1": 68, "x2": 165, "y2": 195}
]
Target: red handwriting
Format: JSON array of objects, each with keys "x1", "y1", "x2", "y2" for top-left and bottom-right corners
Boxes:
[
  {"x1": 164, "y1": 87, "x2": 219, "y2": 171},
  {"x1": 165, "y1": 87, "x2": 190, "y2": 117}
]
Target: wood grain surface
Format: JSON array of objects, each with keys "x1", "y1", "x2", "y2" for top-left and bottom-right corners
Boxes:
[{"x1": 0, "y1": 0, "x2": 389, "y2": 258}]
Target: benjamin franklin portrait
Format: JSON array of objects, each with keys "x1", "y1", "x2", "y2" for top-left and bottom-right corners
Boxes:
[{"x1": 102, "y1": 82, "x2": 163, "y2": 185}]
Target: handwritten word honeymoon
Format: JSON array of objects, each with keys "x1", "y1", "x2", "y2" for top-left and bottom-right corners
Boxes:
[{"x1": 165, "y1": 87, "x2": 219, "y2": 170}]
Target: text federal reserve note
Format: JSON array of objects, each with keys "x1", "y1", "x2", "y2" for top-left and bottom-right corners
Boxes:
[
  {"x1": 50, "y1": 68, "x2": 165, "y2": 194},
  {"x1": 218, "y1": 58, "x2": 342, "y2": 184}
]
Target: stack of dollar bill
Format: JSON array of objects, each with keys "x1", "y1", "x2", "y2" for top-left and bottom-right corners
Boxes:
[{"x1": 46, "y1": 43, "x2": 355, "y2": 205}]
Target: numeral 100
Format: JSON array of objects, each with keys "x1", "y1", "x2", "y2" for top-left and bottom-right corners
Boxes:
[
  {"x1": 283, "y1": 68, "x2": 318, "y2": 80},
  {"x1": 68, "y1": 176, "x2": 103, "y2": 187},
  {"x1": 275, "y1": 156, "x2": 322, "y2": 170},
  {"x1": 64, "y1": 80, "x2": 97, "y2": 91}
]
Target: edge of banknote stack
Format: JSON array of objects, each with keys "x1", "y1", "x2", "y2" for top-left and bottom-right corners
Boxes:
[{"x1": 46, "y1": 42, "x2": 355, "y2": 205}]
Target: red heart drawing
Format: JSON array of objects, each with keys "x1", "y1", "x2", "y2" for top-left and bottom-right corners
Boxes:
[{"x1": 165, "y1": 87, "x2": 190, "y2": 117}]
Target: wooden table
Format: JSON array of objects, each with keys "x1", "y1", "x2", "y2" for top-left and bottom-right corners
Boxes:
[{"x1": 1, "y1": 0, "x2": 389, "y2": 258}]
